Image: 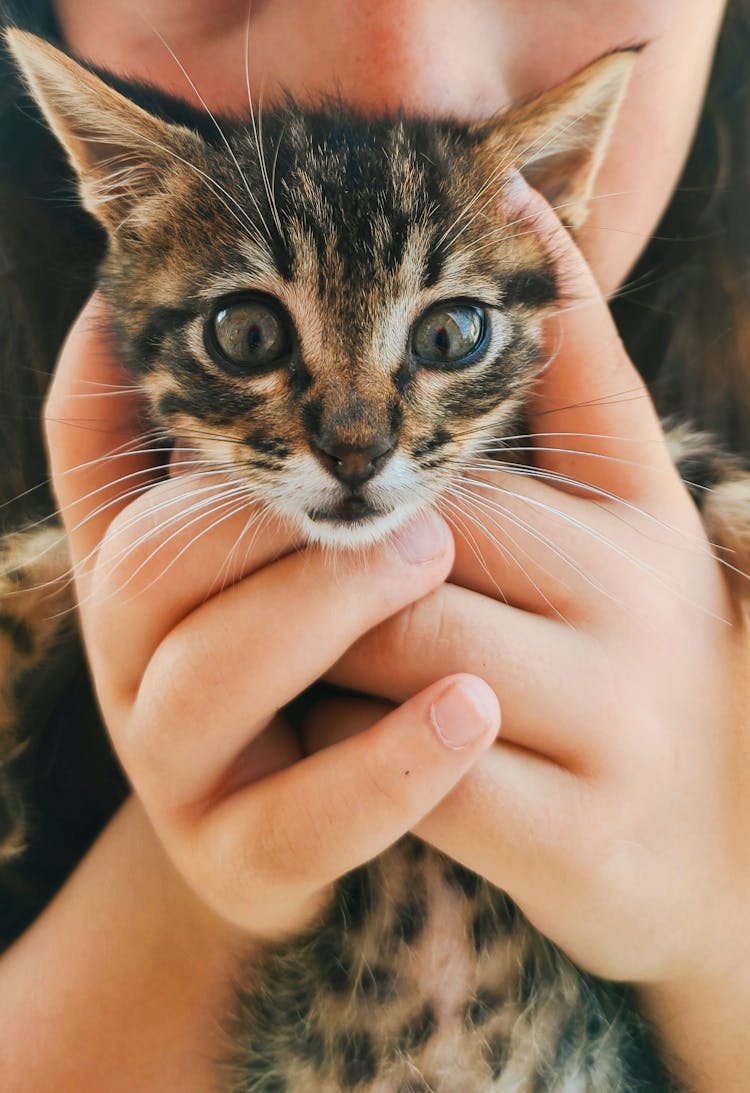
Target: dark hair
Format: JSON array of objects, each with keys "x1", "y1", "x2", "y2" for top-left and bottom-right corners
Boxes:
[{"x1": 612, "y1": 0, "x2": 750, "y2": 454}]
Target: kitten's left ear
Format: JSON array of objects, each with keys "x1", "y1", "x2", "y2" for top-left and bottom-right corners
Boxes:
[
  {"x1": 474, "y1": 49, "x2": 640, "y2": 232},
  {"x1": 4, "y1": 28, "x2": 199, "y2": 232}
]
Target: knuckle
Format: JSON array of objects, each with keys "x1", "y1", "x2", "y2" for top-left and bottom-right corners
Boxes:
[{"x1": 387, "y1": 583, "x2": 450, "y2": 667}]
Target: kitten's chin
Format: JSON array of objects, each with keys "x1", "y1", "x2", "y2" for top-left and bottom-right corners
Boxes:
[{"x1": 296, "y1": 503, "x2": 424, "y2": 550}]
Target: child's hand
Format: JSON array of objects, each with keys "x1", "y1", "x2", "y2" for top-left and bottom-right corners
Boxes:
[
  {"x1": 45, "y1": 297, "x2": 500, "y2": 939},
  {"x1": 329, "y1": 182, "x2": 750, "y2": 992}
]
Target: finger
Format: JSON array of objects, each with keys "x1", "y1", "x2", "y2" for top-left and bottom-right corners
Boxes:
[
  {"x1": 85, "y1": 470, "x2": 298, "y2": 691},
  {"x1": 45, "y1": 294, "x2": 159, "y2": 578},
  {"x1": 330, "y1": 581, "x2": 607, "y2": 768},
  {"x1": 504, "y1": 177, "x2": 674, "y2": 496},
  {"x1": 127, "y1": 512, "x2": 455, "y2": 806},
  {"x1": 174, "y1": 674, "x2": 500, "y2": 935}
]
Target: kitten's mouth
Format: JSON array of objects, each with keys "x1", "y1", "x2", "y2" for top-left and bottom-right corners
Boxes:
[{"x1": 308, "y1": 495, "x2": 387, "y2": 523}]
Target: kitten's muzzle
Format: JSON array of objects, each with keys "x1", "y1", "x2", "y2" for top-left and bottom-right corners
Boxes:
[{"x1": 312, "y1": 435, "x2": 396, "y2": 490}]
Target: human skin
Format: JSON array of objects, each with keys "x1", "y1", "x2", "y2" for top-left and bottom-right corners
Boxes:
[{"x1": 2, "y1": 2, "x2": 749, "y2": 1092}]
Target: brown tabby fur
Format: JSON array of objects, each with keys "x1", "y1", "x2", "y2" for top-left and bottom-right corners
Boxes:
[{"x1": 1, "y1": 26, "x2": 748, "y2": 1092}]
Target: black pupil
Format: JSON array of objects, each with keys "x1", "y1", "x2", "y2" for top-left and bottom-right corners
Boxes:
[
  {"x1": 433, "y1": 326, "x2": 451, "y2": 356},
  {"x1": 210, "y1": 299, "x2": 288, "y2": 370},
  {"x1": 412, "y1": 304, "x2": 485, "y2": 365}
]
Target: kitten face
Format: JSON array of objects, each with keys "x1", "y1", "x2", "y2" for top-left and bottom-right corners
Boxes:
[
  {"x1": 7, "y1": 32, "x2": 637, "y2": 547},
  {"x1": 109, "y1": 111, "x2": 556, "y2": 546}
]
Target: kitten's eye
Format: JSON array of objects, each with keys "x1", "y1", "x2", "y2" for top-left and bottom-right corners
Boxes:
[
  {"x1": 411, "y1": 303, "x2": 487, "y2": 368},
  {"x1": 207, "y1": 296, "x2": 291, "y2": 372}
]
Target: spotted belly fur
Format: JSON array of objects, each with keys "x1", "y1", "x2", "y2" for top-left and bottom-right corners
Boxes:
[{"x1": 223, "y1": 837, "x2": 675, "y2": 1092}]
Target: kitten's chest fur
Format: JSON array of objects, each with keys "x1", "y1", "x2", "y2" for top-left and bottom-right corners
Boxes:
[{"x1": 226, "y1": 837, "x2": 668, "y2": 1092}]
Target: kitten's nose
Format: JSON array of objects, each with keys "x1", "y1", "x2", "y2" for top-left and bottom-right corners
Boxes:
[{"x1": 313, "y1": 435, "x2": 395, "y2": 488}]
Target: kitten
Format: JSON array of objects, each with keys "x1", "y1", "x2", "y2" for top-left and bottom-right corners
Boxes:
[{"x1": 3, "y1": 28, "x2": 747, "y2": 1090}]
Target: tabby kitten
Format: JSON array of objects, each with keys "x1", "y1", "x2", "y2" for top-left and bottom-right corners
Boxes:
[{"x1": 3, "y1": 28, "x2": 748, "y2": 1091}]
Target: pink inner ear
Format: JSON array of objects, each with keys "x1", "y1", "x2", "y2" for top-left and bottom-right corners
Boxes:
[{"x1": 522, "y1": 145, "x2": 598, "y2": 229}]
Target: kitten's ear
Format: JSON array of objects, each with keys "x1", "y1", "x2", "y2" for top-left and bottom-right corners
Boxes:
[
  {"x1": 4, "y1": 28, "x2": 193, "y2": 232},
  {"x1": 475, "y1": 49, "x2": 639, "y2": 232}
]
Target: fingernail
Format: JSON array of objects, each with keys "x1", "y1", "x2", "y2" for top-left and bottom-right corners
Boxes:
[
  {"x1": 392, "y1": 510, "x2": 449, "y2": 565},
  {"x1": 430, "y1": 680, "x2": 499, "y2": 750}
]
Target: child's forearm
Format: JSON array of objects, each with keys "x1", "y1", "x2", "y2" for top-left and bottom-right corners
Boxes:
[{"x1": 0, "y1": 796, "x2": 245, "y2": 1093}]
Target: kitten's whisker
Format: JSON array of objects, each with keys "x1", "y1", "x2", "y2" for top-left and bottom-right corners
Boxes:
[
  {"x1": 471, "y1": 450, "x2": 692, "y2": 524},
  {"x1": 473, "y1": 444, "x2": 653, "y2": 470},
  {"x1": 70, "y1": 478, "x2": 249, "y2": 579},
  {"x1": 128, "y1": 491, "x2": 261, "y2": 601},
  {"x1": 443, "y1": 490, "x2": 573, "y2": 621},
  {"x1": 447, "y1": 480, "x2": 597, "y2": 617},
  {"x1": 141, "y1": 14, "x2": 273, "y2": 243},
  {"x1": 79, "y1": 492, "x2": 257, "y2": 610},
  {"x1": 475, "y1": 430, "x2": 663, "y2": 448},
  {"x1": 95, "y1": 479, "x2": 248, "y2": 557},
  {"x1": 435, "y1": 129, "x2": 525, "y2": 248},
  {"x1": 269, "y1": 119, "x2": 287, "y2": 232},
  {"x1": 66, "y1": 463, "x2": 239, "y2": 539},
  {"x1": 445, "y1": 104, "x2": 614, "y2": 253},
  {"x1": 66, "y1": 379, "x2": 140, "y2": 391},
  {"x1": 82, "y1": 123, "x2": 264, "y2": 247},
  {"x1": 88, "y1": 482, "x2": 258, "y2": 597},
  {"x1": 471, "y1": 458, "x2": 718, "y2": 558},
  {"x1": 217, "y1": 500, "x2": 271, "y2": 594},
  {"x1": 466, "y1": 188, "x2": 637, "y2": 253},
  {"x1": 0, "y1": 431, "x2": 188, "y2": 539},
  {"x1": 27, "y1": 470, "x2": 235, "y2": 603},
  {"x1": 459, "y1": 474, "x2": 731, "y2": 624},
  {"x1": 439, "y1": 495, "x2": 510, "y2": 605},
  {"x1": 244, "y1": 5, "x2": 284, "y2": 239},
  {"x1": 66, "y1": 389, "x2": 145, "y2": 401}
]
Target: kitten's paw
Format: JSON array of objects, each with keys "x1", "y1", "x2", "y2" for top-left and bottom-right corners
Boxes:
[
  {"x1": 0, "y1": 522, "x2": 74, "y2": 860},
  {"x1": 667, "y1": 422, "x2": 750, "y2": 601},
  {"x1": 0, "y1": 523, "x2": 74, "y2": 674}
]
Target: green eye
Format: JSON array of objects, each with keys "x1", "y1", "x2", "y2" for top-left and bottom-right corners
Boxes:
[
  {"x1": 207, "y1": 296, "x2": 291, "y2": 372},
  {"x1": 411, "y1": 303, "x2": 487, "y2": 367}
]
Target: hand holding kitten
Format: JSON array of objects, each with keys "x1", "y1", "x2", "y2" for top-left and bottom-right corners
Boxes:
[
  {"x1": 323, "y1": 185, "x2": 750, "y2": 1086},
  {"x1": 45, "y1": 301, "x2": 500, "y2": 938}
]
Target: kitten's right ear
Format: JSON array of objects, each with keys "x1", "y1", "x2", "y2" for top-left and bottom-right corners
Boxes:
[{"x1": 4, "y1": 28, "x2": 193, "y2": 232}]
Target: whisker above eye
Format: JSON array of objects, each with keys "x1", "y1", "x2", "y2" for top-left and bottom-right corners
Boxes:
[
  {"x1": 140, "y1": 13, "x2": 273, "y2": 245},
  {"x1": 244, "y1": 7, "x2": 284, "y2": 240}
]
